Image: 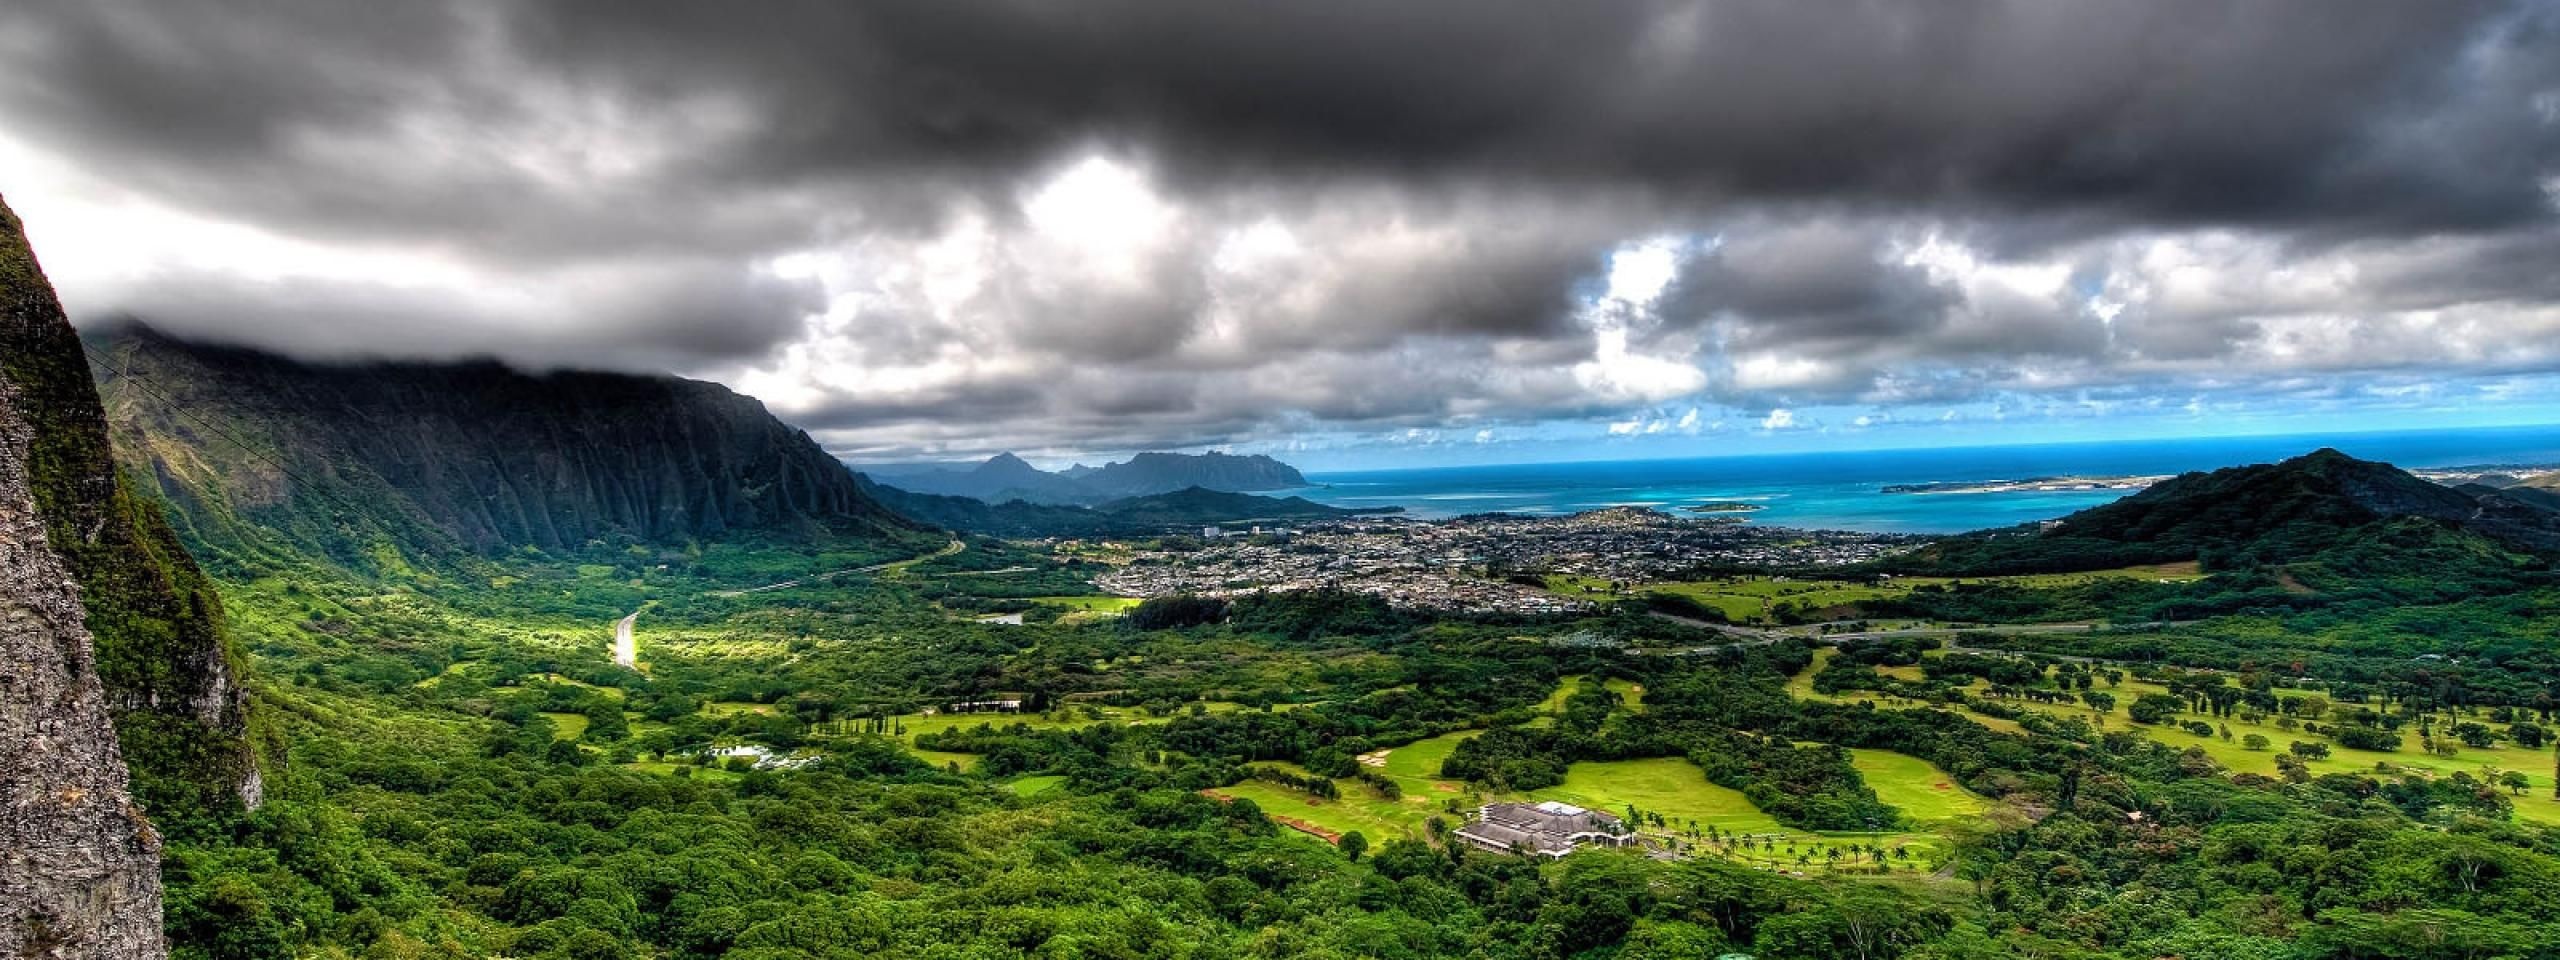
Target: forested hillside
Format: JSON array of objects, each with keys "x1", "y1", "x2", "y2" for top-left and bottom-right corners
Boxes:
[{"x1": 1897, "y1": 449, "x2": 2560, "y2": 575}]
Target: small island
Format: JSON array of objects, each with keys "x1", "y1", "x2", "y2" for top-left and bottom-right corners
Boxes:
[{"x1": 1686, "y1": 501, "x2": 1767, "y2": 514}]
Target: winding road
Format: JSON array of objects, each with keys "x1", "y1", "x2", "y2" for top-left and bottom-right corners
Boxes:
[
  {"x1": 617, "y1": 539, "x2": 968, "y2": 667},
  {"x1": 714, "y1": 539, "x2": 965, "y2": 596},
  {"x1": 612, "y1": 609, "x2": 640, "y2": 669}
]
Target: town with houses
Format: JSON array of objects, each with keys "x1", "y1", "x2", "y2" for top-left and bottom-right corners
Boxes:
[{"x1": 1093, "y1": 507, "x2": 1918, "y2": 615}]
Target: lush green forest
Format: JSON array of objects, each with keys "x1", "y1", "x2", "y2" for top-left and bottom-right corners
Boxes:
[
  {"x1": 125, "y1": 509, "x2": 2560, "y2": 960},
  {"x1": 36, "y1": 413, "x2": 2556, "y2": 960}
]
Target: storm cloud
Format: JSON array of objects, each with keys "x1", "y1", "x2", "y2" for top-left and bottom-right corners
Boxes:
[{"x1": 1, "y1": 0, "x2": 2554, "y2": 460}]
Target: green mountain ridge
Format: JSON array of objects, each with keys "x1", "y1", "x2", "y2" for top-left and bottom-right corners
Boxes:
[
  {"x1": 1899, "y1": 447, "x2": 2560, "y2": 576},
  {"x1": 88, "y1": 327, "x2": 931, "y2": 575}
]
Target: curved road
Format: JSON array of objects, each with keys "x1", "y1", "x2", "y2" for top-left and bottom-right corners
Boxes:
[
  {"x1": 714, "y1": 539, "x2": 965, "y2": 596},
  {"x1": 612, "y1": 609, "x2": 640, "y2": 669},
  {"x1": 620, "y1": 539, "x2": 967, "y2": 667}
]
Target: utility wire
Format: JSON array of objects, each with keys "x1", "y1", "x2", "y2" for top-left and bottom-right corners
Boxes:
[{"x1": 84, "y1": 344, "x2": 372, "y2": 523}]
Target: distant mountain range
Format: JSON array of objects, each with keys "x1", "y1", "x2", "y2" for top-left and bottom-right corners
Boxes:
[
  {"x1": 857, "y1": 480, "x2": 1392, "y2": 538},
  {"x1": 1897, "y1": 448, "x2": 2560, "y2": 575},
  {"x1": 861, "y1": 450, "x2": 1308, "y2": 505}
]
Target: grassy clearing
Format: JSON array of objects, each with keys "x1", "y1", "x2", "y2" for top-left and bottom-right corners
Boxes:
[
  {"x1": 1032, "y1": 595, "x2": 1143, "y2": 625},
  {"x1": 1536, "y1": 675, "x2": 1647, "y2": 716},
  {"x1": 619, "y1": 761, "x2": 741, "y2": 782},
  {"x1": 1793, "y1": 648, "x2": 2560, "y2": 825},
  {"x1": 844, "y1": 701, "x2": 1264, "y2": 768},
  {"x1": 1209, "y1": 779, "x2": 1433, "y2": 843},
  {"x1": 2015, "y1": 680, "x2": 2560, "y2": 824},
  {"x1": 1030, "y1": 595, "x2": 1142, "y2": 612},
  {"x1": 1378, "y1": 730, "x2": 1472, "y2": 788},
  {"x1": 1549, "y1": 562, "x2": 2205, "y2": 625},
  {"x1": 1358, "y1": 732, "x2": 1959, "y2": 866},
  {"x1": 1849, "y1": 749, "x2": 1989, "y2": 823},
  {"x1": 912, "y1": 750, "x2": 980, "y2": 773},
  {"x1": 1010, "y1": 775, "x2": 1068, "y2": 798},
  {"x1": 1529, "y1": 758, "x2": 1786, "y2": 835},
  {"x1": 540, "y1": 711, "x2": 589, "y2": 740}
]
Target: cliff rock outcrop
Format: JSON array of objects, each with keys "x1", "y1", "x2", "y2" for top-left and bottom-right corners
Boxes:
[{"x1": 1, "y1": 196, "x2": 166, "y2": 960}]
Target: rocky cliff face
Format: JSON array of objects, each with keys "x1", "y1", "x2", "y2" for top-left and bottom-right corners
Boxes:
[
  {"x1": 88, "y1": 328, "x2": 924, "y2": 568},
  {"x1": 0, "y1": 198, "x2": 168, "y2": 959},
  {"x1": 2, "y1": 205, "x2": 261, "y2": 825}
]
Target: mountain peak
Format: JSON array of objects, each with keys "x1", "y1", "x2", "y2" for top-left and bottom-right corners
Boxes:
[{"x1": 978, "y1": 451, "x2": 1039, "y2": 472}]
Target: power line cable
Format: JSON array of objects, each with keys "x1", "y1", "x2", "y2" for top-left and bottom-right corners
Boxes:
[{"x1": 83, "y1": 343, "x2": 373, "y2": 523}]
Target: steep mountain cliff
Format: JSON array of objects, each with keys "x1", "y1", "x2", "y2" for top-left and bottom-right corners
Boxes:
[
  {"x1": 88, "y1": 328, "x2": 926, "y2": 572},
  {"x1": 0, "y1": 197, "x2": 171, "y2": 958}
]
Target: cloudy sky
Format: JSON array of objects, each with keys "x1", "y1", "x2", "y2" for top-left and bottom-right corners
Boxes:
[{"x1": 4, "y1": 0, "x2": 2557, "y2": 469}]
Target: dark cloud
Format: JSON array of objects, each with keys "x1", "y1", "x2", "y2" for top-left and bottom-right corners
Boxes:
[{"x1": 0, "y1": 0, "x2": 2554, "y2": 460}]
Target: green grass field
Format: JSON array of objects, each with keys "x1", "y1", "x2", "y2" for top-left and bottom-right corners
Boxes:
[
  {"x1": 1528, "y1": 758, "x2": 1786, "y2": 835},
  {"x1": 1535, "y1": 675, "x2": 1646, "y2": 715},
  {"x1": 1028, "y1": 595, "x2": 1142, "y2": 612},
  {"x1": 1550, "y1": 563, "x2": 2203, "y2": 625},
  {"x1": 619, "y1": 761, "x2": 741, "y2": 782},
  {"x1": 1209, "y1": 778, "x2": 1434, "y2": 843},
  {"x1": 912, "y1": 750, "x2": 980, "y2": 773},
  {"x1": 843, "y1": 701, "x2": 1265, "y2": 767},
  {"x1": 1378, "y1": 730, "x2": 1471, "y2": 786},
  {"x1": 540, "y1": 711, "x2": 589, "y2": 740},
  {"x1": 1010, "y1": 775, "x2": 1068, "y2": 798},
  {"x1": 1792, "y1": 648, "x2": 2560, "y2": 824},
  {"x1": 1849, "y1": 749, "x2": 1990, "y2": 822},
  {"x1": 1355, "y1": 729, "x2": 1968, "y2": 865}
]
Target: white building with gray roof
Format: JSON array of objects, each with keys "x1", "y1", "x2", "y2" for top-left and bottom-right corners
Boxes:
[{"x1": 1453, "y1": 801, "x2": 1633, "y2": 858}]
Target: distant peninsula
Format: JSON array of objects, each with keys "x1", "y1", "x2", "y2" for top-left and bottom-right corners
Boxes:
[{"x1": 1882, "y1": 475, "x2": 2168, "y2": 495}]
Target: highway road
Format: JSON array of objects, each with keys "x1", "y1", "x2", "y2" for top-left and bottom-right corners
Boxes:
[{"x1": 612, "y1": 609, "x2": 640, "y2": 669}]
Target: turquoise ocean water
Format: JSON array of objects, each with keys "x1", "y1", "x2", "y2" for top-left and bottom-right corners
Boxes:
[{"x1": 1291, "y1": 425, "x2": 2560, "y2": 534}]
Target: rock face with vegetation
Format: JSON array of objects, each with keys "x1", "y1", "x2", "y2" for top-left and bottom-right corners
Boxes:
[
  {"x1": 87, "y1": 327, "x2": 925, "y2": 571},
  {"x1": 1, "y1": 199, "x2": 260, "y2": 828},
  {"x1": 0, "y1": 196, "x2": 169, "y2": 959}
]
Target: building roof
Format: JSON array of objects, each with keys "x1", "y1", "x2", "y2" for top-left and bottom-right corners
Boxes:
[{"x1": 1454, "y1": 801, "x2": 1629, "y2": 857}]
